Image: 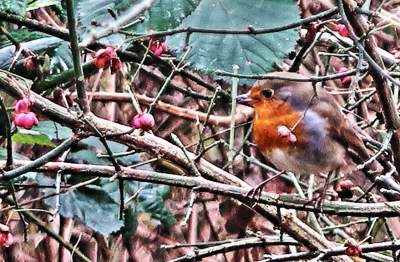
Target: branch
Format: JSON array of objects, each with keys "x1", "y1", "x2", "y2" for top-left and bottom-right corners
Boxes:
[
  {"x1": 78, "y1": 0, "x2": 156, "y2": 47},
  {"x1": 169, "y1": 236, "x2": 298, "y2": 262},
  {"x1": 0, "y1": 11, "x2": 69, "y2": 41},
  {"x1": 66, "y1": 0, "x2": 90, "y2": 113},
  {"x1": 3, "y1": 160, "x2": 400, "y2": 217},
  {"x1": 80, "y1": 91, "x2": 253, "y2": 127},
  {"x1": 259, "y1": 240, "x2": 400, "y2": 261},
  {"x1": 0, "y1": 136, "x2": 78, "y2": 181}
]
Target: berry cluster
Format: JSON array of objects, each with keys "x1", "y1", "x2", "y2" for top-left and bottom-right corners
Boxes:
[{"x1": 13, "y1": 96, "x2": 39, "y2": 129}]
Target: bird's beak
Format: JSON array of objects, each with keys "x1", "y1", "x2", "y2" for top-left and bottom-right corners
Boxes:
[{"x1": 236, "y1": 92, "x2": 253, "y2": 106}]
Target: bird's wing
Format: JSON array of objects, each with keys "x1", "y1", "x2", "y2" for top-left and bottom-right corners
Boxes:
[{"x1": 309, "y1": 92, "x2": 371, "y2": 161}]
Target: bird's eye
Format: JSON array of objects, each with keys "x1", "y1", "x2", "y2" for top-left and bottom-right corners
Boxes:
[{"x1": 262, "y1": 89, "x2": 274, "y2": 98}]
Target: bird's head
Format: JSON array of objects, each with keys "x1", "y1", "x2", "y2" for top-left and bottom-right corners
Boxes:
[
  {"x1": 236, "y1": 72, "x2": 313, "y2": 112},
  {"x1": 236, "y1": 85, "x2": 276, "y2": 107}
]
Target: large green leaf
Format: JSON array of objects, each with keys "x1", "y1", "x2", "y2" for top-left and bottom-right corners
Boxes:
[
  {"x1": 132, "y1": 0, "x2": 200, "y2": 32},
  {"x1": 9, "y1": 121, "x2": 70, "y2": 149},
  {"x1": 77, "y1": 0, "x2": 131, "y2": 45},
  {"x1": 40, "y1": 175, "x2": 174, "y2": 236},
  {"x1": 47, "y1": 43, "x2": 74, "y2": 74},
  {"x1": 12, "y1": 129, "x2": 56, "y2": 147},
  {"x1": 102, "y1": 179, "x2": 175, "y2": 228},
  {"x1": 0, "y1": 0, "x2": 26, "y2": 15},
  {"x1": 42, "y1": 135, "x2": 176, "y2": 235},
  {"x1": 167, "y1": 0, "x2": 300, "y2": 85},
  {"x1": 39, "y1": 175, "x2": 124, "y2": 236},
  {"x1": 0, "y1": 29, "x2": 50, "y2": 49}
]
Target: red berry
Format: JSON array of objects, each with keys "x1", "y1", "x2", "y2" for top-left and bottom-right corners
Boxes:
[
  {"x1": 149, "y1": 38, "x2": 168, "y2": 57},
  {"x1": 131, "y1": 113, "x2": 155, "y2": 131},
  {"x1": 336, "y1": 179, "x2": 354, "y2": 199},
  {"x1": 110, "y1": 57, "x2": 122, "y2": 74},
  {"x1": 94, "y1": 46, "x2": 118, "y2": 69},
  {"x1": 345, "y1": 245, "x2": 361, "y2": 257}
]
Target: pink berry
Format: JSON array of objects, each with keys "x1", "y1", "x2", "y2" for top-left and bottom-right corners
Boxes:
[
  {"x1": 305, "y1": 23, "x2": 317, "y2": 43},
  {"x1": 14, "y1": 112, "x2": 39, "y2": 129},
  {"x1": 336, "y1": 24, "x2": 349, "y2": 37},
  {"x1": 337, "y1": 67, "x2": 352, "y2": 85},
  {"x1": 0, "y1": 232, "x2": 13, "y2": 247},
  {"x1": 15, "y1": 97, "x2": 31, "y2": 114},
  {"x1": 23, "y1": 55, "x2": 39, "y2": 72},
  {"x1": 288, "y1": 133, "x2": 297, "y2": 143},
  {"x1": 277, "y1": 125, "x2": 291, "y2": 137},
  {"x1": 277, "y1": 125, "x2": 297, "y2": 143},
  {"x1": 131, "y1": 113, "x2": 155, "y2": 131}
]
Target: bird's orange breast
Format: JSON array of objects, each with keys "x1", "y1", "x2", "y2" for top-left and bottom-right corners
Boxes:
[{"x1": 252, "y1": 99, "x2": 308, "y2": 154}]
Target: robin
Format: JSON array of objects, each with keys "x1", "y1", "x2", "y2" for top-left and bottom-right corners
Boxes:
[{"x1": 237, "y1": 71, "x2": 373, "y2": 200}]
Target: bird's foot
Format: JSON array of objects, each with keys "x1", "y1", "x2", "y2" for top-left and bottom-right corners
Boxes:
[
  {"x1": 303, "y1": 195, "x2": 326, "y2": 214},
  {"x1": 246, "y1": 179, "x2": 270, "y2": 201}
]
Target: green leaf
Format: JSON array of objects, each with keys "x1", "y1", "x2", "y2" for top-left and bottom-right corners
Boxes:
[
  {"x1": 102, "y1": 180, "x2": 175, "y2": 227},
  {"x1": 121, "y1": 208, "x2": 138, "y2": 238},
  {"x1": 31, "y1": 120, "x2": 73, "y2": 140},
  {"x1": 67, "y1": 149, "x2": 111, "y2": 165},
  {"x1": 0, "y1": 29, "x2": 49, "y2": 49},
  {"x1": 67, "y1": 137, "x2": 145, "y2": 166},
  {"x1": 0, "y1": 0, "x2": 26, "y2": 15},
  {"x1": 39, "y1": 175, "x2": 124, "y2": 236},
  {"x1": 77, "y1": 0, "x2": 131, "y2": 45},
  {"x1": 137, "y1": 183, "x2": 175, "y2": 226},
  {"x1": 27, "y1": 0, "x2": 60, "y2": 11},
  {"x1": 132, "y1": 0, "x2": 200, "y2": 32},
  {"x1": 47, "y1": 43, "x2": 74, "y2": 74},
  {"x1": 167, "y1": 0, "x2": 300, "y2": 85},
  {"x1": 12, "y1": 130, "x2": 56, "y2": 147}
]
